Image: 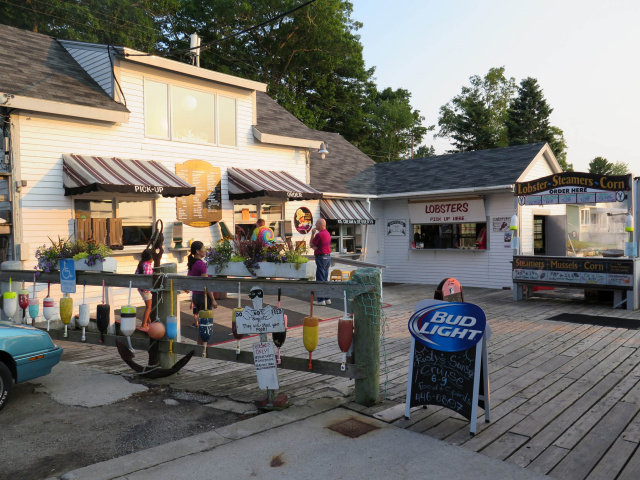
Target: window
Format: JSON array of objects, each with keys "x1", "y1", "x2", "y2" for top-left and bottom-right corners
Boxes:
[
  {"x1": 144, "y1": 79, "x2": 237, "y2": 146},
  {"x1": 171, "y1": 86, "x2": 215, "y2": 143},
  {"x1": 144, "y1": 81, "x2": 169, "y2": 138},
  {"x1": 74, "y1": 198, "x2": 155, "y2": 246},
  {"x1": 218, "y1": 96, "x2": 237, "y2": 146},
  {"x1": 233, "y1": 202, "x2": 284, "y2": 240},
  {"x1": 327, "y1": 223, "x2": 360, "y2": 253},
  {"x1": 411, "y1": 222, "x2": 487, "y2": 250}
]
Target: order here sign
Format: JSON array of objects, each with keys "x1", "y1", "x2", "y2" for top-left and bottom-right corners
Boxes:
[{"x1": 409, "y1": 197, "x2": 486, "y2": 224}]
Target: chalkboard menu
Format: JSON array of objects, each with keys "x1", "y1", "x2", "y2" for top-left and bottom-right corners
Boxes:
[
  {"x1": 408, "y1": 342, "x2": 483, "y2": 420},
  {"x1": 175, "y1": 160, "x2": 222, "y2": 227},
  {"x1": 405, "y1": 299, "x2": 490, "y2": 434}
]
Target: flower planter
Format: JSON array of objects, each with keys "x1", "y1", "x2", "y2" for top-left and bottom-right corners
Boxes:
[
  {"x1": 73, "y1": 257, "x2": 118, "y2": 273},
  {"x1": 208, "y1": 261, "x2": 315, "y2": 279}
]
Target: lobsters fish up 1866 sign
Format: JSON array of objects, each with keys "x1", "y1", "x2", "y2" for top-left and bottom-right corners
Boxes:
[{"x1": 405, "y1": 299, "x2": 491, "y2": 435}]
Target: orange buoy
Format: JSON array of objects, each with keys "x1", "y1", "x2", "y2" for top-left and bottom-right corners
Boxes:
[
  {"x1": 303, "y1": 293, "x2": 319, "y2": 370},
  {"x1": 337, "y1": 290, "x2": 353, "y2": 371},
  {"x1": 148, "y1": 321, "x2": 166, "y2": 340}
]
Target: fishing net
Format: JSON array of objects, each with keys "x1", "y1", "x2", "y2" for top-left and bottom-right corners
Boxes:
[{"x1": 346, "y1": 267, "x2": 389, "y2": 401}]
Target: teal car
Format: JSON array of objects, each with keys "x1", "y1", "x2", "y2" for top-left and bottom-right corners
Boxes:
[{"x1": 0, "y1": 322, "x2": 63, "y2": 411}]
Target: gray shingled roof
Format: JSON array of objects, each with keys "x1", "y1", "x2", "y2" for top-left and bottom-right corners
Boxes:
[
  {"x1": 0, "y1": 24, "x2": 128, "y2": 112},
  {"x1": 255, "y1": 91, "x2": 321, "y2": 141},
  {"x1": 255, "y1": 91, "x2": 376, "y2": 195},
  {"x1": 374, "y1": 143, "x2": 547, "y2": 195},
  {"x1": 309, "y1": 131, "x2": 376, "y2": 195}
]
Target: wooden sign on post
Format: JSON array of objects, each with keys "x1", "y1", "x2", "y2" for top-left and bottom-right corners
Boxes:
[
  {"x1": 405, "y1": 299, "x2": 491, "y2": 435},
  {"x1": 175, "y1": 160, "x2": 222, "y2": 227},
  {"x1": 252, "y1": 342, "x2": 279, "y2": 390}
]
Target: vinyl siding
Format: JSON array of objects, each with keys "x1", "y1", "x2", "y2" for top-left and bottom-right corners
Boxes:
[
  {"x1": 378, "y1": 193, "x2": 517, "y2": 289},
  {"x1": 13, "y1": 66, "x2": 308, "y2": 310},
  {"x1": 59, "y1": 43, "x2": 113, "y2": 97}
]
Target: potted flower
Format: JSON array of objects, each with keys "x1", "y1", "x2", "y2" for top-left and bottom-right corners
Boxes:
[
  {"x1": 205, "y1": 237, "x2": 315, "y2": 279},
  {"x1": 35, "y1": 237, "x2": 117, "y2": 273},
  {"x1": 204, "y1": 237, "x2": 234, "y2": 274}
]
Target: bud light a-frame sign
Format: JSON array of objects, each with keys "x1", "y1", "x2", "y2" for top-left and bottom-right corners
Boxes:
[{"x1": 404, "y1": 299, "x2": 491, "y2": 435}]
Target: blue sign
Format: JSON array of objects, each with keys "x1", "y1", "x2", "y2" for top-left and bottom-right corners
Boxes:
[
  {"x1": 59, "y1": 258, "x2": 76, "y2": 294},
  {"x1": 408, "y1": 301, "x2": 486, "y2": 352}
]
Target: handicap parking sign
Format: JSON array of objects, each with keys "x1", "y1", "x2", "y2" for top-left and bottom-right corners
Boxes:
[{"x1": 59, "y1": 258, "x2": 76, "y2": 293}]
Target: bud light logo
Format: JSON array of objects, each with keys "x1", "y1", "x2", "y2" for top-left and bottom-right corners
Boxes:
[{"x1": 408, "y1": 302, "x2": 486, "y2": 352}]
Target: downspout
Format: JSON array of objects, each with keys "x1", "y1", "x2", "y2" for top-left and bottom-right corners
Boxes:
[{"x1": 363, "y1": 197, "x2": 371, "y2": 260}]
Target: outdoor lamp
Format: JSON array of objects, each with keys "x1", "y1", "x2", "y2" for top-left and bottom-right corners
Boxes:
[
  {"x1": 510, "y1": 213, "x2": 518, "y2": 231},
  {"x1": 318, "y1": 142, "x2": 329, "y2": 159},
  {"x1": 625, "y1": 212, "x2": 634, "y2": 232}
]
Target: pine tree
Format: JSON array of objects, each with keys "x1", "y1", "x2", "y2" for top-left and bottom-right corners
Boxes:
[{"x1": 507, "y1": 77, "x2": 570, "y2": 170}]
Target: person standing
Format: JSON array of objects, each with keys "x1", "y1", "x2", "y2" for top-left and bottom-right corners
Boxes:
[
  {"x1": 135, "y1": 249, "x2": 154, "y2": 330},
  {"x1": 251, "y1": 219, "x2": 266, "y2": 241},
  {"x1": 187, "y1": 241, "x2": 218, "y2": 339},
  {"x1": 310, "y1": 218, "x2": 332, "y2": 305}
]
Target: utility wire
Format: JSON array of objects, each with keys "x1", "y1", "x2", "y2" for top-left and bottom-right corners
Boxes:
[
  {"x1": 14, "y1": 0, "x2": 159, "y2": 33},
  {"x1": 0, "y1": 0, "x2": 156, "y2": 40},
  {"x1": 125, "y1": 0, "x2": 317, "y2": 57}
]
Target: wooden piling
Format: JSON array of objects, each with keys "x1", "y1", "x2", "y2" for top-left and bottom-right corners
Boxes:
[{"x1": 157, "y1": 263, "x2": 177, "y2": 370}]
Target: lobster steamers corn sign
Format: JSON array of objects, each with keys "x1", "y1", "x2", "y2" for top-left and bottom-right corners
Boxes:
[
  {"x1": 405, "y1": 300, "x2": 491, "y2": 434},
  {"x1": 514, "y1": 172, "x2": 632, "y2": 205}
]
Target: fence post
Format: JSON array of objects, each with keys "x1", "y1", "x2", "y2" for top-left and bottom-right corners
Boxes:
[
  {"x1": 352, "y1": 268, "x2": 381, "y2": 406},
  {"x1": 158, "y1": 263, "x2": 177, "y2": 370}
]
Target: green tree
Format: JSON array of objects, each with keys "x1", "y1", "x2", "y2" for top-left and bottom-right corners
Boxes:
[
  {"x1": 414, "y1": 145, "x2": 436, "y2": 158},
  {"x1": 588, "y1": 157, "x2": 614, "y2": 174},
  {"x1": 590, "y1": 157, "x2": 630, "y2": 175},
  {"x1": 506, "y1": 77, "x2": 570, "y2": 170},
  {"x1": 161, "y1": 0, "x2": 374, "y2": 145},
  {"x1": 437, "y1": 67, "x2": 516, "y2": 152},
  {"x1": 1, "y1": 0, "x2": 173, "y2": 51},
  {"x1": 611, "y1": 161, "x2": 631, "y2": 175},
  {"x1": 358, "y1": 87, "x2": 430, "y2": 162}
]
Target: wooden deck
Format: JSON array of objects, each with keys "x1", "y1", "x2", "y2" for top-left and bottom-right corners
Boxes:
[{"x1": 59, "y1": 284, "x2": 640, "y2": 480}]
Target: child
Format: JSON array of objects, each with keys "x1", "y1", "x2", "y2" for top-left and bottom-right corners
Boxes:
[{"x1": 187, "y1": 241, "x2": 218, "y2": 341}]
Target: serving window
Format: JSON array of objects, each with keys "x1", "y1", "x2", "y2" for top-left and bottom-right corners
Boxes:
[
  {"x1": 233, "y1": 201, "x2": 284, "y2": 240},
  {"x1": 74, "y1": 197, "x2": 155, "y2": 247},
  {"x1": 411, "y1": 222, "x2": 487, "y2": 250}
]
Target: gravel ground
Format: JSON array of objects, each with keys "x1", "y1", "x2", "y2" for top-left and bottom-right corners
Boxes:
[{"x1": 0, "y1": 376, "x2": 257, "y2": 480}]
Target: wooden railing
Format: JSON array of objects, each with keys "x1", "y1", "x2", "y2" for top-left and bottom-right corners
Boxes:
[{"x1": 0, "y1": 265, "x2": 381, "y2": 405}]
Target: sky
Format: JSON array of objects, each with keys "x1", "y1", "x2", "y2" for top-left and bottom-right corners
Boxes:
[{"x1": 350, "y1": 0, "x2": 639, "y2": 173}]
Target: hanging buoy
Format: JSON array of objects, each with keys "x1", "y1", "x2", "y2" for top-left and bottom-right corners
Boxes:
[
  {"x1": 3, "y1": 278, "x2": 17, "y2": 320},
  {"x1": 18, "y1": 287, "x2": 29, "y2": 325},
  {"x1": 120, "y1": 281, "x2": 136, "y2": 352},
  {"x1": 303, "y1": 292, "x2": 319, "y2": 370},
  {"x1": 77, "y1": 280, "x2": 90, "y2": 341},
  {"x1": 198, "y1": 287, "x2": 213, "y2": 357},
  {"x1": 231, "y1": 282, "x2": 243, "y2": 355},
  {"x1": 337, "y1": 290, "x2": 353, "y2": 371},
  {"x1": 43, "y1": 282, "x2": 55, "y2": 332},
  {"x1": 166, "y1": 279, "x2": 177, "y2": 355},
  {"x1": 28, "y1": 275, "x2": 39, "y2": 326},
  {"x1": 272, "y1": 287, "x2": 287, "y2": 364},
  {"x1": 96, "y1": 280, "x2": 110, "y2": 343},
  {"x1": 148, "y1": 321, "x2": 166, "y2": 340},
  {"x1": 60, "y1": 294, "x2": 73, "y2": 338}
]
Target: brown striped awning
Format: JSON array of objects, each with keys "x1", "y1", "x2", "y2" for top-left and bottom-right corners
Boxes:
[
  {"x1": 320, "y1": 199, "x2": 375, "y2": 225},
  {"x1": 227, "y1": 167, "x2": 322, "y2": 201},
  {"x1": 63, "y1": 154, "x2": 196, "y2": 197}
]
